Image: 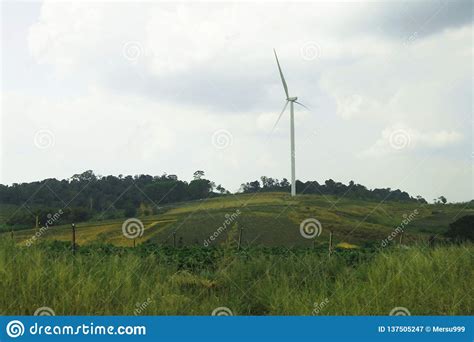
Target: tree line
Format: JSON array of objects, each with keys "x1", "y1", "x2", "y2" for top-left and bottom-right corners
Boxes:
[
  {"x1": 1, "y1": 170, "x2": 429, "y2": 228},
  {"x1": 241, "y1": 176, "x2": 428, "y2": 204},
  {"x1": 1, "y1": 170, "x2": 219, "y2": 228}
]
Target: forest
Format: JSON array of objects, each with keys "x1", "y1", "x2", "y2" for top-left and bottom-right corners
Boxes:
[{"x1": 1, "y1": 170, "x2": 431, "y2": 228}]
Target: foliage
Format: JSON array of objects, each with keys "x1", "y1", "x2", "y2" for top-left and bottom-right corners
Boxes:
[
  {"x1": 434, "y1": 196, "x2": 448, "y2": 204},
  {"x1": 0, "y1": 171, "x2": 427, "y2": 230},
  {"x1": 6, "y1": 207, "x2": 92, "y2": 228},
  {"x1": 241, "y1": 177, "x2": 427, "y2": 203},
  {"x1": 124, "y1": 205, "x2": 137, "y2": 218},
  {"x1": 445, "y1": 215, "x2": 474, "y2": 242},
  {"x1": 0, "y1": 239, "x2": 471, "y2": 315},
  {"x1": 0, "y1": 170, "x2": 218, "y2": 226}
]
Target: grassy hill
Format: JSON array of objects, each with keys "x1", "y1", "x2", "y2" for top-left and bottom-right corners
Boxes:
[
  {"x1": 1, "y1": 193, "x2": 472, "y2": 315},
  {"x1": 5, "y1": 192, "x2": 472, "y2": 248}
]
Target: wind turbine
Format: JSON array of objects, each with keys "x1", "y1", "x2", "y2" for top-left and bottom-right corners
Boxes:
[{"x1": 272, "y1": 49, "x2": 308, "y2": 197}]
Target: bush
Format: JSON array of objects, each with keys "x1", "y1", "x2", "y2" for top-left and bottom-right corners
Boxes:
[{"x1": 446, "y1": 215, "x2": 474, "y2": 242}]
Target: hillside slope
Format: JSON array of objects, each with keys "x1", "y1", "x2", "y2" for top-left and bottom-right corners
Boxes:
[{"x1": 6, "y1": 193, "x2": 473, "y2": 247}]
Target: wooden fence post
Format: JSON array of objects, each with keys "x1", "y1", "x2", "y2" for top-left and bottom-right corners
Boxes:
[
  {"x1": 238, "y1": 227, "x2": 243, "y2": 251},
  {"x1": 328, "y1": 230, "x2": 333, "y2": 257},
  {"x1": 71, "y1": 223, "x2": 76, "y2": 255}
]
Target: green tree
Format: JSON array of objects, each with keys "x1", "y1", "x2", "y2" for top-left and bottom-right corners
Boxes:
[
  {"x1": 216, "y1": 184, "x2": 226, "y2": 194},
  {"x1": 124, "y1": 205, "x2": 137, "y2": 218},
  {"x1": 193, "y1": 170, "x2": 205, "y2": 180},
  {"x1": 188, "y1": 179, "x2": 213, "y2": 199}
]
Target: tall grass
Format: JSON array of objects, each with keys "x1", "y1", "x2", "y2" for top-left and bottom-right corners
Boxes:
[{"x1": 0, "y1": 239, "x2": 472, "y2": 315}]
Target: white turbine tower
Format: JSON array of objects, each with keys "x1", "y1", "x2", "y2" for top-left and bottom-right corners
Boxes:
[{"x1": 272, "y1": 49, "x2": 308, "y2": 197}]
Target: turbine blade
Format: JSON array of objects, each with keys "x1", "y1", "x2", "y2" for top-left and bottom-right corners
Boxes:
[
  {"x1": 294, "y1": 101, "x2": 309, "y2": 110},
  {"x1": 273, "y1": 49, "x2": 289, "y2": 99},
  {"x1": 270, "y1": 101, "x2": 289, "y2": 133}
]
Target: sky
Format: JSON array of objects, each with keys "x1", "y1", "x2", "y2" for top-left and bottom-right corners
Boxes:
[{"x1": 0, "y1": 0, "x2": 472, "y2": 202}]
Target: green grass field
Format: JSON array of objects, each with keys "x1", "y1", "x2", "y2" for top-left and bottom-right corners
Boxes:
[
  {"x1": 4, "y1": 193, "x2": 472, "y2": 248},
  {"x1": 0, "y1": 240, "x2": 472, "y2": 315},
  {"x1": 1, "y1": 193, "x2": 472, "y2": 315}
]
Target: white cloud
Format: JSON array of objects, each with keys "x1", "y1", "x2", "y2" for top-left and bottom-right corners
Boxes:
[
  {"x1": 359, "y1": 124, "x2": 464, "y2": 158},
  {"x1": 2, "y1": 1, "x2": 472, "y2": 202}
]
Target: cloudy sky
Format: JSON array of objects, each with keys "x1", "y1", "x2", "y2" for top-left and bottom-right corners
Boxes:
[{"x1": 1, "y1": 0, "x2": 472, "y2": 202}]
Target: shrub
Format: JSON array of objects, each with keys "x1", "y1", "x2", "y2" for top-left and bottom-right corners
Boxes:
[{"x1": 446, "y1": 215, "x2": 474, "y2": 242}]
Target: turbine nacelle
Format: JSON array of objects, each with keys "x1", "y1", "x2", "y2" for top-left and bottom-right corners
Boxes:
[{"x1": 287, "y1": 96, "x2": 298, "y2": 102}]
